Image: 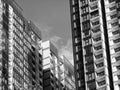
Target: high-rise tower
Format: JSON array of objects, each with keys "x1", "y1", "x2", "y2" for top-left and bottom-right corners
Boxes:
[
  {"x1": 69, "y1": 0, "x2": 120, "y2": 90},
  {"x1": 0, "y1": 0, "x2": 43, "y2": 90}
]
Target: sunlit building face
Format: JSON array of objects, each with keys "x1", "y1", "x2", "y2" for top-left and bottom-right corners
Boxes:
[{"x1": 70, "y1": 0, "x2": 120, "y2": 90}]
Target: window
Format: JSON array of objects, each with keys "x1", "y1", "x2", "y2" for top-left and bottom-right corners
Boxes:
[
  {"x1": 111, "y1": 21, "x2": 118, "y2": 27},
  {"x1": 84, "y1": 30, "x2": 90, "y2": 36},
  {"x1": 73, "y1": 15, "x2": 76, "y2": 20},
  {"x1": 92, "y1": 20, "x2": 99, "y2": 26},
  {"x1": 81, "y1": 7, "x2": 89, "y2": 14},
  {"x1": 98, "y1": 80, "x2": 106, "y2": 86},
  {"x1": 73, "y1": 7, "x2": 75, "y2": 13},
  {"x1": 76, "y1": 64, "x2": 79, "y2": 69},
  {"x1": 116, "y1": 65, "x2": 120, "y2": 70},
  {"x1": 117, "y1": 75, "x2": 120, "y2": 79},
  {"x1": 94, "y1": 45, "x2": 102, "y2": 50},
  {"x1": 87, "y1": 73, "x2": 95, "y2": 81},
  {"x1": 90, "y1": 0, "x2": 96, "y2": 2},
  {"x1": 109, "y1": 0, "x2": 115, "y2": 3},
  {"x1": 93, "y1": 36, "x2": 101, "y2": 42},
  {"x1": 76, "y1": 54, "x2": 79, "y2": 61},
  {"x1": 97, "y1": 71, "x2": 105, "y2": 77},
  {"x1": 112, "y1": 30, "x2": 119, "y2": 35},
  {"x1": 74, "y1": 22, "x2": 77, "y2": 28},
  {"x1": 81, "y1": 0, "x2": 88, "y2": 6},
  {"x1": 72, "y1": 0, "x2": 75, "y2": 5},
  {"x1": 91, "y1": 10, "x2": 99, "y2": 19},
  {"x1": 75, "y1": 37, "x2": 80, "y2": 44},
  {"x1": 84, "y1": 39, "x2": 91, "y2": 45},
  {"x1": 109, "y1": 5, "x2": 116, "y2": 11},
  {"x1": 117, "y1": 2, "x2": 120, "y2": 8},
  {"x1": 92, "y1": 26, "x2": 100, "y2": 33},
  {"x1": 115, "y1": 56, "x2": 120, "y2": 61},
  {"x1": 85, "y1": 56, "x2": 93, "y2": 63},
  {"x1": 90, "y1": 4, "x2": 98, "y2": 10},
  {"x1": 85, "y1": 46, "x2": 92, "y2": 55},
  {"x1": 110, "y1": 14, "x2": 117, "y2": 19},
  {"x1": 78, "y1": 80, "x2": 81, "y2": 87},
  {"x1": 96, "y1": 62, "x2": 104, "y2": 68},
  {"x1": 74, "y1": 30, "x2": 78, "y2": 36},
  {"x1": 113, "y1": 38, "x2": 120, "y2": 43},
  {"x1": 95, "y1": 53, "x2": 103, "y2": 59},
  {"x1": 77, "y1": 72, "x2": 79, "y2": 78},
  {"x1": 75, "y1": 45, "x2": 81, "y2": 52},
  {"x1": 82, "y1": 22, "x2": 90, "y2": 30},
  {"x1": 114, "y1": 47, "x2": 120, "y2": 52},
  {"x1": 82, "y1": 14, "x2": 89, "y2": 21}
]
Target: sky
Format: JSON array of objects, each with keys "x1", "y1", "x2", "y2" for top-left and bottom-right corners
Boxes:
[{"x1": 16, "y1": 0, "x2": 73, "y2": 64}]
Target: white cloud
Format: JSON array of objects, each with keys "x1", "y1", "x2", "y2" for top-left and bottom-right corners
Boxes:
[
  {"x1": 59, "y1": 39, "x2": 74, "y2": 65},
  {"x1": 50, "y1": 36, "x2": 62, "y2": 43},
  {"x1": 48, "y1": 36, "x2": 62, "y2": 49},
  {"x1": 34, "y1": 22, "x2": 74, "y2": 65},
  {"x1": 34, "y1": 22, "x2": 53, "y2": 39}
]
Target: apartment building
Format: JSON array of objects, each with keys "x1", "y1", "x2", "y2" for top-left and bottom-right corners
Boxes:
[
  {"x1": 60, "y1": 56, "x2": 76, "y2": 90},
  {"x1": 69, "y1": 0, "x2": 120, "y2": 90},
  {"x1": 42, "y1": 40, "x2": 63, "y2": 90},
  {"x1": 0, "y1": 0, "x2": 43, "y2": 90}
]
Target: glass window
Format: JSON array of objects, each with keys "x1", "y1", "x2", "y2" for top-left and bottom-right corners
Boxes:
[
  {"x1": 82, "y1": 22, "x2": 90, "y2": 30},
  {"x1": 111, "y1": 21, "x2": 118, "y2": 27},
  {"x1": 92, "y1": 20, "x2": 99, "y2": 26},
  {"x1": 96, "y1": 62, "x2": 104, "y2": 68},
  {"x1": 84, "y1": 46, "x2": 92, "y2": 55},
  {"x1": 109, "y1": 5, "x2": 116, "y2": 11},
  {"x1": 87, "y1": 73, "x2": 95, "y2": 81},
  {"x1": 95, "y1": 53, "x2": 103, "y2": 59},
  {"x1": 114, "y1": 47, "x2": 120, "y2": 52},
  {"x1": 110, "y1": 14, "x2": 117, "y2": 19},
  {"x1": 90, "y1": 4, "x2": 98, "y2": 10},
  {"x1": 84, "y1": 39, "x2": 91, "y2": 45},
  {"x1": 112, "y1": 30, "x2": 119, "y2": 35},
  {"x1": 94, "y1": 45, "x2": 102, "y2": 50},
  {"x1": 98, "y1": 80, "x2": 106, "y2": 86},
  {"x1": 78, "y1": 80, "x2": 81, "y2": 87},
  {"x1": 93, "y1": 36, "x2": 101, "y2": 42},
  {"x1": 113, "y1": 38, "x2": 120, "y2": 43},
  {"x1": 109, "y1": 0, "x2": 115, "y2": 3},
  {"x1": 97, "y1": 71, "x2": 105, "y2": 77},
  {"x1": 74, "y1": 22, "x2": 77, "y2": 28},
  {"x1": 76, "y1": 54, "x2": 79, "y2": 61},
  {"x1": 82, "y1": 14, "x2": 89, "y2": 21},
  {"x1": 115, "y1": 56, "x2": 120, "y2": 61},
  {"x1": 81, "y1": 7, "x2": 89, "y2": 14},
  {"x1": 75, "y1": 37, "x2": 80, "y2": 44}
]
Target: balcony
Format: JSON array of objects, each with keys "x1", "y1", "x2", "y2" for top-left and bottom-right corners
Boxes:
[
  {"x1": 89, "y1": 2, "x2": 98, "y2": 12},
  {"x1": 92, "y1": 36, "x2": 102, "y2": 44},
  {"x1": 93, "y1": 44, "x2": 103, "y2": 53},
  {"x1": 89, "y1": 0, "x2": 97, "y2": 5},
  {"x1": 91, "y1": 19, "x2": 100, "y2": 28},
  {"x1": 93, "y1": 51, "x2": 105, "y2": 62},
  {"x1": 85, "y1": 64, "x2": 94, "y2": 73},
  {"x1": 91, "y1": 26, "x2": 101, "y2": 36},
  {"x1": 85, "y1": 55, "x2": 94, "y2": 64}
]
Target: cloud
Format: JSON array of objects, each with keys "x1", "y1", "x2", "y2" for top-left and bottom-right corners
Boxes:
[
  {"x1": 59, "y1": 39, "x2": 74, "y2": 65},
  {"x1": 50, "y1": 36, "x2": 62, "y2": 43},
  {"x1": 34, "y1": 22, "x2": 53, "y2": 39},
  {"x1": 48, "y1": 36, "x2": 62, "y2": 49}
]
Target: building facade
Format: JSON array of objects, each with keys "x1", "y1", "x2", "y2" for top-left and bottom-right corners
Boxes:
[
  {"x1": 70, "y1": 0, "x2": 120, "y2": 90},
  {"x1": 60, "y1": 56, "x2": 76, "y2": 90},
  {"x1": 0, "y1": 0, "x2": 43, "y2": 90},
  {"x1": 42, "y1": 41, "x2": 63, "y2": 90},
  {"x1": 42, "y1": 41, "x2": 76, "y2": 90}
]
